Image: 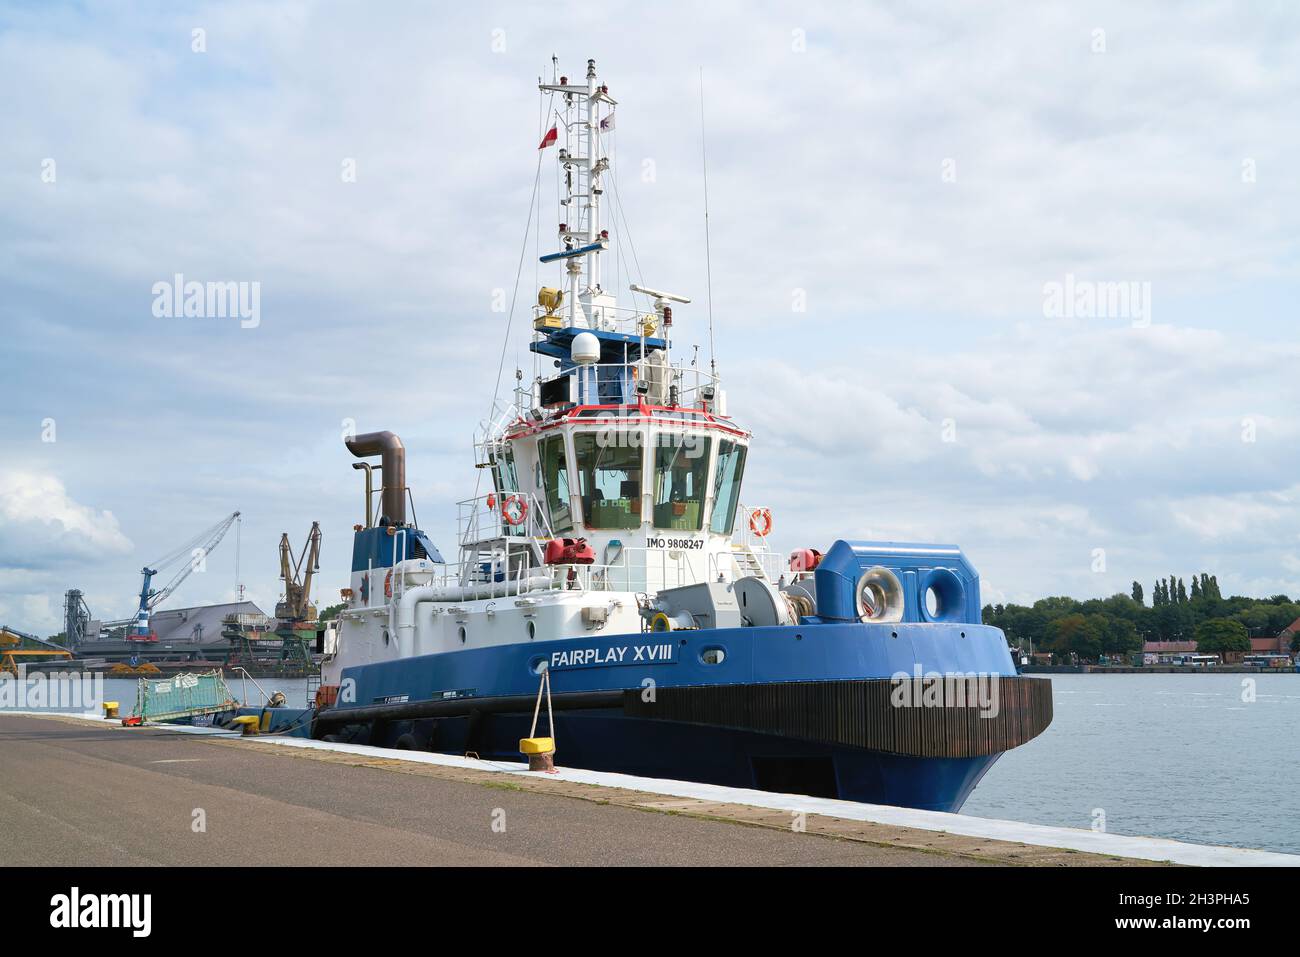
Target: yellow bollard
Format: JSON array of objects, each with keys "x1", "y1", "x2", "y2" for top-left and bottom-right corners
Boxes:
[
  {"x1": 522, "y1": 667, "x2": 557, "y2": 771},
  {"x1": 231, "y1": 715, "x2": 260, "y2": 735},
  {"x1": 103, "y1": 701, "x2": 119, "y2": 719},
  {"x1": 519, "y1": 736, "x2": 556, "y2": 771}
]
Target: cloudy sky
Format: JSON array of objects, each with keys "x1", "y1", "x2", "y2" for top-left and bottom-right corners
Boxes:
[{"x1": 3, "y1": 1, "x2": 1299, "y2": 635}]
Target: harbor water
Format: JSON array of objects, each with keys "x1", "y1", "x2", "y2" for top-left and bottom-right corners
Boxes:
[{"x1": 963, "y1": 673, "x2": 1298, "y2": 855}]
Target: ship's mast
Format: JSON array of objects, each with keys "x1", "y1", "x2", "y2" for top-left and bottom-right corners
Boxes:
[
  {"x1": 539, "y1": 58, "x2": 616, "y2": 330},
  {"x1": 516, "y1": 60, "x2": 731, "y2": 454}
]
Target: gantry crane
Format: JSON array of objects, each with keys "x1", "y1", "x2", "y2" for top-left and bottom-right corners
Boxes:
[
  {"x1": 275, "y1": 521, "x2": 321, "y2": 623},
  {"x1": 125, "y1": 511, "x2": 241, "y2": 642}
]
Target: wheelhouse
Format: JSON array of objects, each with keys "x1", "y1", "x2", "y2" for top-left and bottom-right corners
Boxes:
[{"x1": 489, "y1": 406, "x2": 750, "y2": 539}]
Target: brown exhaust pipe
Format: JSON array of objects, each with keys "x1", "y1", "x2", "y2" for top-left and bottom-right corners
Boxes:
[{"x1": 345, "y1": 431, "x2": 406, "y2": 526}]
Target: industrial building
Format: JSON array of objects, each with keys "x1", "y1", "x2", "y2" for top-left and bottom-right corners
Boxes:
[{"x1": 84, "y1": 601, "x2": 268, "y2": 644}]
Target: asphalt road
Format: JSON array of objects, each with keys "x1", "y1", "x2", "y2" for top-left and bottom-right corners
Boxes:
[{"x1": 0, "y1": 714, "x2": 983, "y2": 866}]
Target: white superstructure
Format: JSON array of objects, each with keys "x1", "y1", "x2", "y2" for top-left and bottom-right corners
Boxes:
[{"x1": 323, "y1": 59, "x2": 794, "y2": 683}]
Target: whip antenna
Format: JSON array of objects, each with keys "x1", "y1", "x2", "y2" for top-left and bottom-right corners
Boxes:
[{"x1": 699, "y1": 68, "x2": 716, "y2": 377}]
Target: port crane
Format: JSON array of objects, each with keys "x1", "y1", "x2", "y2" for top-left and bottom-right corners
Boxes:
[
  {"x1": 223, "y1": 522, "x2": 321, "y2": 677},
  {"x1": 275, "y1": 521, "x2": 321, "y2": 623},
  {"x1": 125, "y1": 511, "x2": 242, "y2": 642}
]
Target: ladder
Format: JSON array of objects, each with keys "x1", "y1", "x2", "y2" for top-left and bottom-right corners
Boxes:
[
  {"x1": 305, "y1": 672, "x2": 321, "y2": 709},
  {"x1": 730, "y1": 543, "x2": 767, "y2": 581}
]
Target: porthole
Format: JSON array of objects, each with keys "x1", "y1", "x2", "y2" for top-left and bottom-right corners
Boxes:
[
  {"x1": 526, "y1": 620, "x2": 536, "y2": 640},
  {"x1": 458, "y1": 625, "x2": 467, "y2": 643},
  {"x1": 382, "y1": 629, "x2": 390, "y2": 646}
]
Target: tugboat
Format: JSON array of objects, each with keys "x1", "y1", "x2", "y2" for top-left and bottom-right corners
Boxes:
[{"x1": 301, "y1": 59, "x2": 1052, "y2": 811}]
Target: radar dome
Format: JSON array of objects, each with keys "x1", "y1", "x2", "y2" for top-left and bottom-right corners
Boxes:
[{"x1": 571, "y1": 332, "x2": 600, "y2": 365}]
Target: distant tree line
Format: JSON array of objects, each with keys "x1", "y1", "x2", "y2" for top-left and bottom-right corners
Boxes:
[{"x1": 983, "y1": 573, "x2": 1299, "y2": 662}]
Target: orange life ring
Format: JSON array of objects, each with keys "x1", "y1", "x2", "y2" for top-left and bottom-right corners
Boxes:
[
  {"x1": 384, "y1": 569, "x2": 393, "y2": 599},
  {"x1": 749, "y1": 507, "x2": 773, "y2": 537},
  {"x1": 502, "y1": 494, "x2": 529, "y2": 526}
]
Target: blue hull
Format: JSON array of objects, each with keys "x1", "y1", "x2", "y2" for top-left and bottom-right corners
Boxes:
[
  {"x1": 342, "y1": 621, "x2": 1018, "y2": 702},
  {"x1": 302, "y1": 620, "x2": 1040, "y2": 812},
  {"x1": 357, "y1": 708, "x2": 1000, "y2": 812}
]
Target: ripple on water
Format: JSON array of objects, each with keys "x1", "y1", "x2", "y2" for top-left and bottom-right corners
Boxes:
[{"x1": 962, "y1": 673, "x2": 1300, "y2": 855}]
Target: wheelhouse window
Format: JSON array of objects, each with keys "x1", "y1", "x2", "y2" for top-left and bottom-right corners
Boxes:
[
  {"x1": 537, "y1": 434, "x2": 572, "y2": 533},
  {"x1": 653, "y1": 434, "x2": 712, "y2": 530},
  {"x1": 709, "y1": 439, "x2": 747, "y2": 535},
  {"x1": 574, "y1": 432, "x2": 642, "y2": 529}
]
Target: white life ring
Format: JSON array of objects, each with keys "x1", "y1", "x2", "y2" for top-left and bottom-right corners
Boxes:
[{"x1": 502, "y1": 494, "x2": 529, "y2": 526}]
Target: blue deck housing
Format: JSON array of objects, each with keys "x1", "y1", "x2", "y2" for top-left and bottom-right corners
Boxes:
[{"x1": 814, "y1": 540, "x2": 982, "y2": 623}]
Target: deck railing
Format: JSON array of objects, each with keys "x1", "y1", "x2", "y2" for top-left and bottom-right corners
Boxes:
[
  {"x1": 387, "y1": 538, "x2": 784, "y2": 600},
  {"x1": 457, "y1": 491, "x2": 553, "y2": 547}
]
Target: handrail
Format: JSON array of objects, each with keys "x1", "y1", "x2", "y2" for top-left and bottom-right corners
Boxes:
[
  {"x1": 373, "y1": 525, "x2": 783, "y2": 602},
  {"x1": 228, "y1": 666, "x2": 273, "y2": 707},
  {"x1": 457, "y1": 490, "x2": 551, "y2": 546},
  {"x1": 545, "y1": 360, "x2": 721, "y2": 409}
]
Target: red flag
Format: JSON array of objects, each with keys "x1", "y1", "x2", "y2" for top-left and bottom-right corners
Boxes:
[{"x1": 538, "y1": 125, "x2": 558, "y2": 150}]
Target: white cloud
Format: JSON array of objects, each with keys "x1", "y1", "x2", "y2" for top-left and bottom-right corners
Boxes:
[
  {"x1": 0, "y1": 471, "x2": 133, "y2": 566},
  {"x1": 732, "y1": 320, "x2": 1300, "y2": 602},
  {"x1": 0, "y1": 2, "x2": 1297, "y2": 631},
  {"x1": 1170, "y1": 488, "x2": 1298, "y2": 541},
  {"x1": 743, "y1": 322, "x2": 1300, "y2": 490}
]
